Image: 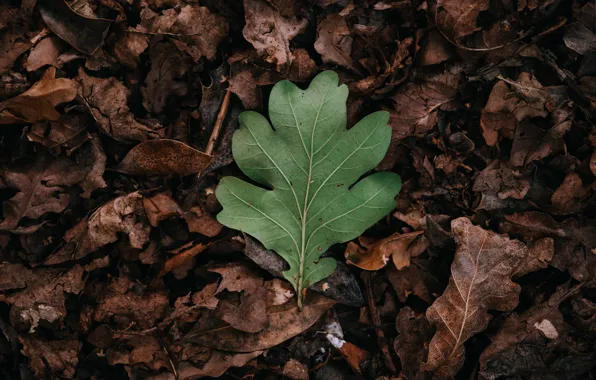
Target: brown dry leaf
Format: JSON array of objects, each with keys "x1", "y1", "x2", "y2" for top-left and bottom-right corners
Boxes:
[
  {"x1": 26, "y1": 113, "x2": 91, "y2": 155},
  {"x1": 19, "y1": 335, "x2": 81, "y2": 378},
  {"x1": 550, "y1": 172, "x2": 591, "y2": 214},
  {"x1": 78, "y1": 134, "x2": 107, "y2": 198},
  {"x1": 510, "y1": 119, "x2": 572, "y2": 167},
  {"x1": 479, "y1": 284, "x2": 575, "y2": 373},
  {"x1": 39, "y1": 0, "x2": 112, "y2": 55},
  {"x1": 0, "y1": 67, "x2": 76, "y2": 124},
  {"x1": 209, "y1": 262, "x2": 264, "y2": 294},
  {"x1": 113, "y1": 32, "x2": 149, "y2": 68},
  {"x1": 94, "y1": 279, "x2": 169, "y2": 330},
  {"x1": 45, "y1": 192, "x2": 150, "y2": 265},
  {"x1": 143, "y1": 193, "x2": 182, "y2": 227},
  {"x1": 423, "y1": 217, "x2": 528, "y2": 376},
  {"x1": 265, "y1": 278, "x2": 294, "y2": 306},
  {"x1": 185, "y1": 293, "x2": 334, "y2": 352},
  {"x1": 242, "y1": 0, "x2": 308, "y2": 69},
  {"x1": 590, "y1": 150, "x2": 596, "y2": 177},
  {"x1": 160, "y1": 242, "x2": 210, "y2": 278},
  {"x1": 512, "y1": 237, "x2": 554, "y2": 278},
  {"x1": 3, "y1": 264, "x2": 84, "y2": 332},
  {"x1": 344, "y1": 230, "x2": 424, "y2": 271},
  {"x1": 229, "y1": 70, "x2": 262, "y2": 110},
  {"x1": 149, "y1": 351, "x2": 263, "y2": 380},
  {"x1": 218, "y1": 286, "x2": 269, "y2": 333},
  {"x1": 25, "y1": 36, "x2": 65, "y2": 72},
  {"x1": 390, "y1": 71, "x2": 458, "y2": 140},
  {"x1": 436, "y1": 0, "x2": 489, "y2": 41},
  {"x1": 386, "y1": 258, "x2": 442, "y2": 304},
  {"x1": 183, "y1": 206, "x2": 224, "y2": 237},
  {"x1": 134, "y1": 4, "x2": 228, "y2": 62},
  {"x1": 107, "y1": 335, "x2": 170, "y2": 372},
  {"x1": 0, "y1": 155, "x2": 87, "y2": 231},
  {"x1": 394, "y1": 307, "x2": 433, "y2": 380},
  {"x1": 78, "y1": 68, "x2": 163, "y2": 142},
  {"x1": 142, "y1": 40, "x2": 189, "y2": 113},
  {"x1": 114, "y1": 139, "x2": 212, "y2": 176},
  {"x1": 314, "y1": 14, "x2": 353, "y2": 69},
  {"x1": 0, "y1": 5, "x2": 34, "y2": 74},
  {"x1": 473, "y1": 161, "x2": 530, "y2": 201},
  {"x1": 418, "y1": 28, "x2": 455, "y2": 66}
]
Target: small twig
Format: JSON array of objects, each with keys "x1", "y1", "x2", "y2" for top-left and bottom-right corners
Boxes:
[
  {"x1": 156, "y1": 331, "x2": 179, "y2": 380},
  {"x1": 362, "y1": 272, "x2": 397, "y2": 373},
  {"x1": 205, "y1": 87, "x2": 231, "y2": 156}
]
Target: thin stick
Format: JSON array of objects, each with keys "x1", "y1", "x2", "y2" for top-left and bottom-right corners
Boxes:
[
  {"x1": 205, "y1": 87, "x2": 231, "y2": 156},
  {"x1": 362, "y1": 272, "x2": 397, "y2": 373}
]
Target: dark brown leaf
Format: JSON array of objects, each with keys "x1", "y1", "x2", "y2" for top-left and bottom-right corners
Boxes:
[
  {"x1": 394, "y1": 307, "x2": 433, "y2": 380},
  {"x1": 19, "y1": 335, "x2": 81, "y2": 378}
]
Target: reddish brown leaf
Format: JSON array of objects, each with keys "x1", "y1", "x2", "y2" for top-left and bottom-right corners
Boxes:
[
  {"x1": 19, "y1": 335, "x2": 81, "y2": 378},
  {"x1": 436, "y1": 0, "x2": 489, "y2": 41},
  {"x1": 25, "y1": 36, "x2": 65, "y2": 72},
  {"x1": 314, "y1": 14, "x2": 353, "y2": 69},
  {"x1": 423, "y1": 217, "x2": 528, "y2": 376},
  {"x1": 218, "y1": 286, "x2": 269, "y2": 333},
  {"x1": 183, "y1": 206, "x2": 224, "y2": 237},
  {"x1": 160, "y1": 242, "x2": 210, "y2": 278},
  {"x1": 143, "y1": 193, "x2": 182, "y2": 227},
  {"x1": 114, "y1": 139, "x2": 212, "y2": 176}
]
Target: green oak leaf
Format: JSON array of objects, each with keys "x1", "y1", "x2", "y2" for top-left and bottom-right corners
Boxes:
[{"x1": 216, "y1": 71, "x2": 401, "y2": 307}]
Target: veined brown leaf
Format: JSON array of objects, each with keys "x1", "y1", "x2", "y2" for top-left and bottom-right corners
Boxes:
[{"x1": 423, "y1": 217, "x2": 528, "y2": 376}]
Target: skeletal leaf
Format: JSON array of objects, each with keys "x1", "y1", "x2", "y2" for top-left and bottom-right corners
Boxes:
[{"x1": 216, "y1": 71, "x2": 401, "y2": 306}]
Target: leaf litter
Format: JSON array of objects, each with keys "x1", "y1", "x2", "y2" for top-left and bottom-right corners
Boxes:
[{"x1": 1, "y1": 0, "x2": 596, "y2": 379}]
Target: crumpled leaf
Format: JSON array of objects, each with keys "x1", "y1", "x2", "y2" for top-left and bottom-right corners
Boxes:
[
  {"x1": 185, "y1": 293, "x2": 334, "y2": 352},
  {"x1": 242, "y1": 0, "x2": 308, "y2": 69},
  {"x1": 19, "y1": 335, "x2": 81, "y2": 378},
  {"x1": 216, "y1": 71, "x2": 401, "y2": 306},
  {"x1": 141, "y1": 39, "x2": 189, "y2": 113},
  {"x1": 77, "y1": 134, "x2": 107, "y2": 198},
  {"x1": 473, "y1": 161, "x2": 530, "y2": 201},
  {"x1": 107, "y1": 335, "x2": 170, "y2": 372},
  {"x1": 2, "y1": 264, "x2": 85, "y2": 332},
  {"x1": 112, "y1": 32, "x2": 149, "y2": 68},
  {"x1": 0, "y1": 5, "x2": 34, "y2": 75},
  {"x1": 39, "y1": 0, "x2": 112, "y2": 55},
  {"x1": 344, "y1": 230, "x2": 424, "y2": 271},
  {"x1": 26, "y1": 113, "x2": 91, "y2": 155},
  {"x1": 314, "y1": 14, "x2": 353, "y2": 69},
  {"x1": 0, "y1": 67, "x2": 77, "y2": 124},
  {"x1": 114, "y1": 139, "x2": 212, "y2": 177},
  {"x1": 423, "y1": 217, "x2": 528, "y2": 377},
  {"x1": 44, "y1": 192, "x2": 150, "y2": 265},
  {"x1": 389, "y1": 71, "x2": 458, "y2": 140},
  {"x1": 134, "y1": 4, "x2": 228, "y2": 62},
  {"x1": 0, "y1": 155, "x2": 87, "y2": 231},
  {"x1": 436, "y1": 0, "x2": 489, "y2": 41},
  {"x1": 77, "y1": 68, "x2": 164, "y2": 142}
]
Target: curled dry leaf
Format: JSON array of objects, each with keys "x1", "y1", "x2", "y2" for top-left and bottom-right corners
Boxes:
[
  {"x1": 114, "y1": 139, "x2": 212, "y2": 176},
  {"x1": 423, "y1": 217, "x2": 528, "y2": 377},
  {"x1": 78, "y1": 135, "x2": 107, "y2": 198},
  {"x1": 38, "y1": 0, "x2": 112, "y2": 55},
  {"x1": 242, "y1": 0, "x2": 308, "y2": 69},
  {"x1": 0, "y1": 67, "x2": 77, "y2": 125},
  {"x1": 160, "y1": 242, "x2": 210, "y2": 278},
  {"x1": 314, "y1": 14, "x2": 353, "y2": 69},
  {"x1": 0, "y1": 155, "x2": 88, "y2": 232},
  {"x1": 45, "y1": 192, "x2": 150, "y2": 265},
  {"x1": 185, "y1": 293, "x2": 334, "y2": 352},
  {"x1": 78, "y1": 69, "x2": 163, "y2": 142},
  {"x1": 344, "y1": 230, "x2": 424, "y2": 271}
]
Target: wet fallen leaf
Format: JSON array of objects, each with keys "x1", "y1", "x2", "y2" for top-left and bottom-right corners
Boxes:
[
  {"x1": 39, "y1": 0, "x2": 112, "y2": 55},
  {"x1": 242, "y1": 0, "x2": 308, "y2": 69},
  {"x1": 185, "y1": 293, "x2": 334, "y2": 352},
  {"x1": 114, "y1": 139, "x2": 212, "y2": 176},
  {"x1": 44, "y1": 192, "x2": 150, "y2": 265},
  {"x1": 344, "y1": 230, "x2": 424, "y2": 271},
  {"x1": 423, "y1": 217, "x2": 528, "y2": 376},
  {"x1": 0, "y1": 67, "x2": 76, "y2": 125}
]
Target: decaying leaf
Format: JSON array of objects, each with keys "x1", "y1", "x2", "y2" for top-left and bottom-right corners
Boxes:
[
  {"x1": 0, "y1": 155, "x2": 87, "y2": 231},
  {"x1": 106, "y1": 335, "x2": 171, "y2": 372},
  {"x1": 39, "y1": 0, "x2": 112, "y2": 55},
  {"x1": 394, "y1": 307, "x2": 433, "y2": 380},
  {"x1": 423, "y1": 217, "x2": 528, "y2": 376},
  {"x1": 19, "y1": 335, "x2": 81, "y2": 378},
  {"x1": 0, "y1": 67, "x2": 77, "y2": 125},
  {"x1": 344, "y1": 230, "x2": 424, "y2": 271},
  {"x1": 26, "y1": 113, "x2": 91, "y2": 155},
  {"x1": 114, "y1": 139, "x2": 212, "y2": 176},
  {"x1": 242, "y1": 0, "x2": 308, "y2": 69},
  {"x1": 216, "y1": 71, "x2": 401, "y2": 306},
  {"x1": 314, "y1": 14, "x2": 353, "y2": 69},
  {"x1": 77, "y1": 69, "x2": 164, "y2": 142},
  {"x1": 45, "y1": 192, "x2": 150, "y2": 265},
  {"x1": 185, "y1": 293, "x2": 334, "y2": 352},
  {"x1": 436, "y1": 0, "x2": 489, "y2": 42}
]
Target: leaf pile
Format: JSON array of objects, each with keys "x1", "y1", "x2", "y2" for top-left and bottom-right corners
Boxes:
[{"x1": 2, "y1": 0, "x2": 596, "y2": 379}]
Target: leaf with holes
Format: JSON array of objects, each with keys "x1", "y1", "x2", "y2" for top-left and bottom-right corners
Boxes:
[{"x1": 216, "y1": 71, "x2": 401, "y2": 307}]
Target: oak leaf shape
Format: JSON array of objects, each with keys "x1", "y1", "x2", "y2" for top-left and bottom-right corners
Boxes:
[
  {"x1": 423, "y1": 217, "x2": 528, "y2": 376},
  {"x1": 216, "y1": 71, "x2": 401, "y2": 306}
]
